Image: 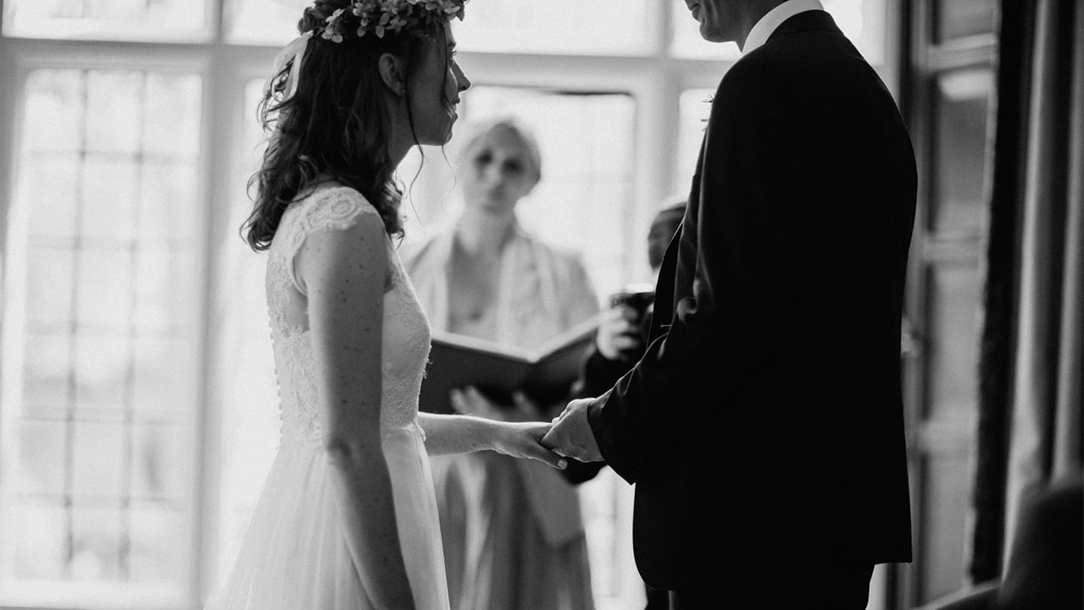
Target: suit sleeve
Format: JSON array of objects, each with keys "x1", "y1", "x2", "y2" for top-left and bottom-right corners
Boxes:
[{"x1": 588, "y1": 60, "x2": 808, "y2": 483}]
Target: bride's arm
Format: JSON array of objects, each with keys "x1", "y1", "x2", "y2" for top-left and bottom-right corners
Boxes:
[
  {"x1": 417, "y1": 411, "x2": 567, "y2": 469},
  {"x1": 299, "y1": 212, "x2": 416, "y2": 610}
]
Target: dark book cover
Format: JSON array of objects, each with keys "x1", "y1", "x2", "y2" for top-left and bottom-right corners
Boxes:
[{"x1": 419, "y1": 315, "x2": 601, "y2": 414}]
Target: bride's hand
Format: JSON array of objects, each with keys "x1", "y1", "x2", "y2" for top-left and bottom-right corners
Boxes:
[{"x1": 491, "y1": 421, "x2": 568, "y2": 470}]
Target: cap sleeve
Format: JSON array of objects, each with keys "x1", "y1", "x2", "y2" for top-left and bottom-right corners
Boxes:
[{"x1": 284, "y1": 187, "x2": 383, "y2": 295}]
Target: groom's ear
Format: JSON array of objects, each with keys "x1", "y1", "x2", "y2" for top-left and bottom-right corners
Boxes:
[{"x1": 377, "y1": 52, "x2": 406, "y2": 97}]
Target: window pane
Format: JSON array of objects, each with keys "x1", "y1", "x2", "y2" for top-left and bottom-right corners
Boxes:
[
  {"x1": 129, "y1": 506, "x2": 187, "y2": 583},
  {"x1": 23, "y1": 157, "x2": 80, "y2": 238},
  {"x1": 71, "y1": 422, "x2": 125, "y2": 500},
  {"x1": 133, "y1": 250, "x2": 175, "y2": 333},
  {"x1": 139, "y1": 164, "x2": 200, "y2": 244},
  {"x1": 143, "y1": 75, "x2": 202, "y2": 158},
  {"x1": 22, "y1": 333, "x2": 73, "y2": 406},
  {"x1": 919, "y1": 453, "x2": 970, "y2": 601},
  {"x1": 934, "y1": 0, "x2": 995, "y2": 43},
  {"x1": 75, "y1": 249, "x2": 132, "y2": 331},
  {"x1": 85, "y1": 72, "x2": 143, "y2": 154},
  {"x1": 130, "y1": 424, "x2": 186, "y2": 501},
  {"x1": 225, "y1": 0, "x2": 652, "y2": 53},
  {"x1": 11, "y1": 504, "x2": 68, "y2": 580},
  {"x1": 924, "y1": 263, "x2": 980, "y2": 421},
  {"x1": 22, "y1": 70, "x2": 84, "y2": 153},
  {"x1": 81, "y1": 157, "x2": 139, "y2": 242},
  {"x1": 1, "y1": 67, "x2": 202, "y2": 600},
  {"x1": 670, "y1": 0, "x2": 886, "y2": 65},
  {"x1": 931, "y1": 69, "x2": 992, "y2": 237},
  {"x1": 15, "y1": 421, "x2": 67, "y2": 497},
  {"x1": 26, "y1": 247, "x2": 75, "y2": 326},
  {"x1": 73, "y1": 334, "x2": 129, "y2": 407},
  {"x1": 224, "y1": 0, "x2": 310, "y2": 45},
  {"x1": 2, "y1": 0, "x2": 211, "y2": 42},
  {"x1": 70, "y1": 508, "x2": 122, "y2": 581},
  {"x1": 675, "y1": 88, "x2": 714, "y2": 195},
  {"x1": 132, "y1": 336, "x2": 195, "y2": 417},
  {"x1": 454, "y1": 0, "x2": 651, "y2": 55}
]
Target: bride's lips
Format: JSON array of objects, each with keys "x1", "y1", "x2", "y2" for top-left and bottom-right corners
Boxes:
[{"x1": 688, "y1": 2, "x2": 701, "y2": 18}]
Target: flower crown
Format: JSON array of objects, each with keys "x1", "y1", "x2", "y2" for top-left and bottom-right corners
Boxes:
[{"x1": 316, "y1": 0, "x2": 467, "y2": 42}]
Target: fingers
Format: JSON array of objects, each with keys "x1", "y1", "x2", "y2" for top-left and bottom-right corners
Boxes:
[
  {"x1": 540, "y1": 415, "x2": 578, "y2": 460},
  {"x1": 527, "y1": 444, "x2": 568, "y2": 470},
  {"x1": 540, "y1": 425, "x2": 559, "y2": 449},
  {"x1": 551, "y1": 397, "x2": 589, "y2": 424},
  {"x1": 518, "y1": 423, "x2": 567, "y2": 469}
]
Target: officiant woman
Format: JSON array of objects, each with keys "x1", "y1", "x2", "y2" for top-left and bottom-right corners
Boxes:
[{"x1": 402, "y1": 116, "x2": 600, "y2": 610}]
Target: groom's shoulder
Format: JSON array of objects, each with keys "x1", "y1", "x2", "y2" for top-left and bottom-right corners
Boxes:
[
  {"x1": 719, "y1": 31, "x2": 876, "y2": 101},
  {"x1": 713, "y1": 51, "x2": 790, "y2": 106}
]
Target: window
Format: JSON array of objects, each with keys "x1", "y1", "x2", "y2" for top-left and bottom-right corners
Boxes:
[
  {"x1": 1, "y1": 66, "x2": 204, "y2": 607},
  {"x1": 0, "y1": 2, "x2": 899, "y2": 609},
  {"x1": 2, "y1": 0, "x2": 212, "y2": 41},
  {"x1": 897, "y1": 0, "x2": 997, "y2": 605}
]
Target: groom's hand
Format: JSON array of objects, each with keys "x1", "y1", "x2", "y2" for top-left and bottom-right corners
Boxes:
[{"x1": 540, "y1": 398, "x2": 603, "y2": 462}]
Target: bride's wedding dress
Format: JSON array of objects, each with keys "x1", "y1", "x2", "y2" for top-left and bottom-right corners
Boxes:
[{"x1": 205, "y1": 186, "x2": 450, "y2": 610}]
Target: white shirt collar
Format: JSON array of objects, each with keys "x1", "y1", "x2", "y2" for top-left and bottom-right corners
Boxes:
[{"x1": 742, "y1": 0, "x2": 825, "y2": 55}]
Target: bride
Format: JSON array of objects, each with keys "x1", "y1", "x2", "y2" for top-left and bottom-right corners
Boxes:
[{"x1": 204, "y1": 1, "x2": 567, "y2": 609}]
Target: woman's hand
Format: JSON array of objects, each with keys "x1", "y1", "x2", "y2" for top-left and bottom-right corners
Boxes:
[{"x1": 490, "y1": 420, "x2": 568, "y2": 470}]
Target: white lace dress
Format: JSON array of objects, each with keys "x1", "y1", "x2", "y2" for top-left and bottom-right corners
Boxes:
[{"x1": 205, "y1": 187, "x2": 450, "y2": 610}]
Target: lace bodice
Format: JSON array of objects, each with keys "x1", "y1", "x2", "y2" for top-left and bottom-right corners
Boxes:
[{"x1": 265, "y1": 186, "x2": 431, "y2": 447}]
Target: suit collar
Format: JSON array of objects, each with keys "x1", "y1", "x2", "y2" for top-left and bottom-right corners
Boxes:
[
  {"x1": 743, "y1": 0, "x2": 825, "y2": 55},
  {"x1": 765, "y1": 9, "x2": 843, "y2": 45}
]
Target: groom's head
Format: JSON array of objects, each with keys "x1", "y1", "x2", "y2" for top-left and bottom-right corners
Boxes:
[{"x1": 681, "y1": 0, "x2": 787, "y2": 48}]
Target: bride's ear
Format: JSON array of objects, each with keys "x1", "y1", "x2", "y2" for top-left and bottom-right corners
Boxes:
[{"x1": 378, "y1": 52, "x2": 406, "y2": 97}]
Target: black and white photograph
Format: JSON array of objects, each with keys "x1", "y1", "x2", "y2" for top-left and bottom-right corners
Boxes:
[{"x1": 0, "y1": 0, "x2": 1080, "y2": 609}]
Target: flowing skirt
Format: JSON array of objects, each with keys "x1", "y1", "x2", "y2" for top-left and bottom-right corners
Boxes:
[{"x1": 205, "y1": 426, "x2": 450, "y2": 610}]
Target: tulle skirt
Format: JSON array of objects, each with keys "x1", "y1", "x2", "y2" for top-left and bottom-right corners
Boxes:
[{"x1": 205, "y1": 426, "x2": 450, "y2": 610}]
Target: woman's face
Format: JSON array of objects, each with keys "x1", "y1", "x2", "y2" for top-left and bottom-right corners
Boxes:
[
  {"x1": 409, "y1": 27, "x2": 471, "y2": 146},
  {"x1": 461, "y1": 126, "x2": 538, "y2": 214}
]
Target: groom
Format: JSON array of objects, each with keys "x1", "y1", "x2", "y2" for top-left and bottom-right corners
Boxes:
[{"x1": 543, "y1": 0, "x2": 916, "y2": 607}]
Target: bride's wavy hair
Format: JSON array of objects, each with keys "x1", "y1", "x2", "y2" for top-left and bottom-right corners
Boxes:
[{"x1": 243, "y1": 0, "x2": 453, "y2": 251}]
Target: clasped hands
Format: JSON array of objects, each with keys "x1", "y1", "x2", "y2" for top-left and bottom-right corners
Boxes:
[{"x1": 450, "y1": 386, "x2": 603, "y2": 468}]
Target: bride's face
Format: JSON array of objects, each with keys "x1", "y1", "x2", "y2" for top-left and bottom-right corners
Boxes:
[{"x1": 409, "y1": 27, "x2": 471, "y2": 146}]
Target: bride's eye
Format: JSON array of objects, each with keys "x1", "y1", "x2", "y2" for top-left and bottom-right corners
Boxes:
[{"x1": 475, "y1": 152, "x2": 493, "y2": 167}]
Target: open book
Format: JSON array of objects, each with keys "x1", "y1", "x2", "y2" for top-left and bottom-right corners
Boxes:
[{"x1": 419, "y1": 314, "x2": 602, "y2": 414}]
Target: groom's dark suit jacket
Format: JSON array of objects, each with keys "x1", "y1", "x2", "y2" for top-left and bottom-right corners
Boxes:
[{"x1": 587, "y1": 11, "x2": 916, "y2": 589}]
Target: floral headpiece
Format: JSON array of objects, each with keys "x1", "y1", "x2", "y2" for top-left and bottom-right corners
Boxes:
[
  {"x1": 318, "y1": 0, "x2": 467, "y2": 42},
  {"x1": 269, "y1": 0, "x2": 466, "y2": 102}
]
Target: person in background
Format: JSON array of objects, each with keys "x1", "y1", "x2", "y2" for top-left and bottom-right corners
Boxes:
[
  {"x1": 403, "y1": 116, "x2": 599, "y2": 610},
  {"x1": 576, "y1": 200, "x2": 686, "y2": 401}
]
